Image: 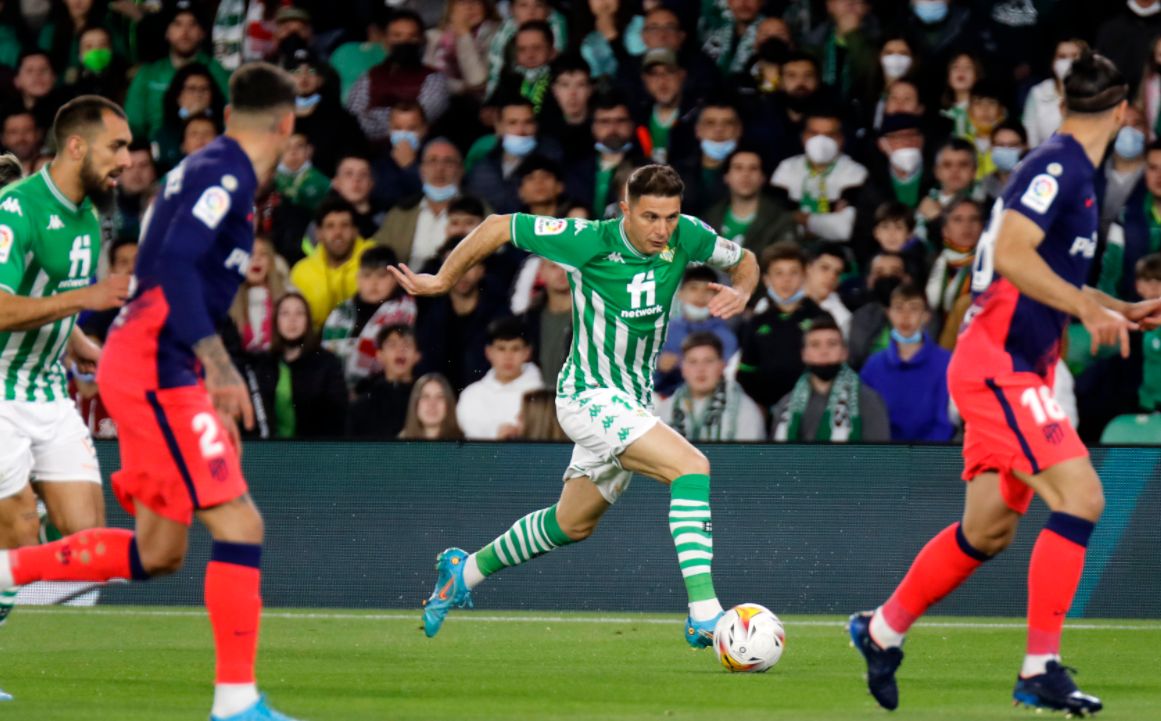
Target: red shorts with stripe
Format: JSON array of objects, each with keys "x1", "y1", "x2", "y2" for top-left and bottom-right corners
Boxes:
[
  {"x1": 948, "y1": 368, "x2": 1088, "y2": 514},
  {"x1": 99, "y1": 381, "x2": 248, "y2": 525}
]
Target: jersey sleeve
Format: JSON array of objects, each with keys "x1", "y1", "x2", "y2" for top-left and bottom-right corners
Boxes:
[
  {"x1": 681, "y1": 214, "x2": 743, "y2": 269},
  {"x1": 1002, "y1": 157, "x2": 1073, "y2": 235},
  {"x1": 508, "y1": 213, "x2": 598, "y2": 270},
  {"x1": 0, "y1": 200, "x2": 32, "y2": 295},
  {"x1": 152, "y1": 176, "x2": 244, "y2": 348}
]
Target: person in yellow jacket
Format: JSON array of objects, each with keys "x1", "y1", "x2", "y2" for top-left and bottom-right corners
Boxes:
[{"x1": 290, "y1": 197, "x2": 376, "y2": 328}]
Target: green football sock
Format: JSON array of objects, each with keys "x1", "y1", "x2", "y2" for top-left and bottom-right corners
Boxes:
[
  {"x1": 0, "y1": 586, "x2": 18, "y2": 625},
  {"x1": 669, "y1": 474, "x2": 719, "y2": 607},
  {"x1": 466, "y1": 505, "x2": 575, "y2": 587}
]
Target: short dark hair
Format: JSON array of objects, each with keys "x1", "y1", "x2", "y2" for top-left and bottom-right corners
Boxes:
[
  {"x1": 803, "y1": 312, "x2": 841, "y2": 338},
  {"x1": 387, "y1": 8, "x2": 424, "y2": 32},
  {"x1": 497, "y1": 93, "x2": 535, "y2": 114},
  {"x1": 108, "y1": 235, "x2": 137, "y2": 264},
  {"x1": 316, "y1": 195, "x2": 356, "y2": 225},
  {"x1": 516, "y1": 154, "x2": 563, "y2": 181},
  {"x1": 1136, "y1": 253, "x2": 1161, "y2": 282},
  {"x1": 682, "y1": 265, "x2": 718, "y2": 285},
  {"x1": 51, "y1": 95, "x2": 127, "y2": 151},
  {"x1": 448, "y1": 195, "x2": 486, "y2": 218},
  {"x1": 1064, "y1": 50, "x2": 1128, "y2": 114},
  {"x1": 809, "y1": 242, "x2": 847, "y2": 270},
  {"x1": 591, "y1": 89, "x2": 630, "y2": 115},
  {"x1": 936, "y1": 137, "x2": 977, "y2": 164},
  {"x1": 516, "y1": 19, "x2": 553, "y2": 46},
  {"x1": 760, "y1": 240, "x2": 807, "y2": 273},
  {"x1": 0, "y1": 152, "x2": 24, "y2": 188},
  {"x1": 944, "y1": 196, "x2": 983, "y2": 219},
  {"x1": 487, "y1": 316, "x2": 527, "y2": 345},
  {"x1": 360, "y1": 245, "x2": 398, "y2": 270},
  {"x1": 874, "y1": 200, "x2": 916, "y2": 232},
  {"x1": 626, "y1": 164, "x2": 683, "y2": 201},
  {"x1": 724, "y1": 147, "x2": 764, "y2": 174},
  {"x1": 551, "y1": 52, "x2": 591, "y2": 82},
  {"x1": 228, "y1": 62, "x2": 296, "y2": 116},
  {"x1": 377, "y1": 323, "x2": 415, "y2": 348},
  {"x1": 681, "y1": 331, "x2": 723, "y2": 358},
  {"x1": 890, "y1": 282, "x2": 927, "y2": 306},
  {"x1": 17, "y1": 49, "x2": 53, "y2": 73},
  {"x1": 781, "y1": 50, "x2": 819, "y2": 72},
  {"x1": 1147, "y1": 138, "x2": 1161, "y2": 157},
  {"x1": 804, "y1": 103, "x2": 843, "y2": 126},
  {"x1": 991, "y1": 120, "x2": 1027, "y2": 144}
]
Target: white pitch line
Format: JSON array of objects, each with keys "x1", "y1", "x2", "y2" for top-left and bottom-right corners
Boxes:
[{"x1": 15, "y1": 607, "x2": 1161, "y2": 631}]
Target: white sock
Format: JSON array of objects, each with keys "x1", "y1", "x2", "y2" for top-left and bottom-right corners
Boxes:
[
  {"x1": 689, "y1": 598, "x2": 724, "y2": 622},
  {"x1": 211, "y1": 683, "x2": 259, "y2": 719},
  {"x1": 869, "y1": 607, "x2": 906, "y2": 649},
  {"x1": 0, "y1": 551, "x2": 13, "y2": 590},
  {"x1": 1020, "y1": 653, "x2": 1059, "y2": 678},
  {"x1": 463, "y1": 553, "x2": 484, "y2": 590}
]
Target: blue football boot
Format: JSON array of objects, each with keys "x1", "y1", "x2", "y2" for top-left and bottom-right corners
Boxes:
[
  {"x1": 684, "y1": 611, "x2": 724, "y2": 649},
  {"x1": 848, "y1": 611, "x2": 904, "y2": 711},
  {"x1": 422, "y1": 547, "x2": 473, "y2": 638},
  {"x1": 1013, "y1": 661, "x2": 1102, "y2": 716},
  {"x1": 210, "y1": 695, "x2": 302, "y2": 721}
]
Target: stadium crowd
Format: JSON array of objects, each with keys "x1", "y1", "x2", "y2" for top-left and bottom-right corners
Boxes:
[{"x1": 2, "y1": 0, "x2": 1160, "y2": 444}]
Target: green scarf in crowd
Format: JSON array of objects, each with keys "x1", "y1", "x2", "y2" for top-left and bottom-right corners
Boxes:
[{"x1": 776, "y1": 365, "x2": 862, "y2": 441}]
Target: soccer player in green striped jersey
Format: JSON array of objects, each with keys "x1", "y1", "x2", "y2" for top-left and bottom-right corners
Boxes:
[
  {"x1": 0, "y1": 97, "x2": 132, "y2": 658},
  {"x1": 396, "y1": 164, "x2": 760, "y2": 647}
]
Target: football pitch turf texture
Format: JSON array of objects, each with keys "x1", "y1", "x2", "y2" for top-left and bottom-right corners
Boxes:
[{"x1": 2, "y1": 608, "x2": 1158, "y2": 721}]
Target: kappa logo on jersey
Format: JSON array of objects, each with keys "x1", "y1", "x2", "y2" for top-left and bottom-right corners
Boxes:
[
  {"x1": 0, "y1": 197, "x2": 22, "y2": 216},
  {"x1": 0, "y1": 224, "x2": 12, "y2": 263},
  {"x1": 224, "y1": 248, "x2": 251, "y2": 276},
  {"x1": 46, "y1": 215, "x2": 64, "y2": 230},
  {"x1": 534, "y1": 217, "x2": 568, "y2": 236},
  {"x1": 192, "y1": 186, "x2": 231, "y2": 229},
  {"x1": 572, "y1": 219, "x2": 595, "y2": 235},
  {"x1": 1069, "y1": 234, "x2": 1098, "y2": 258},
  {"x1": 1020, "y1": 174, "x2": 1058, "y2": 214},
  {"x1": 606, "y1": 252, "x2": 625, "y2": 264}
]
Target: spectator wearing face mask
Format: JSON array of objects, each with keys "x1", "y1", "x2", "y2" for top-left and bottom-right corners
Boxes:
[
  {"x1": 860, "y1": 283, "x2": 954, "y2": 442},
  {"x1": 1023, "y1": 39, "x2": 1087, "y2": 149},
  {"x1": 1098, "y1": 104, "x2": 1148, "y2": 237},
  {"x1": 656, "y1": 332, "x2": 765, "y2": 442},
  {"x1": 375, "y1": 139, "x2": 467, "y2": 271},
  {"x1": 847, "y1": 250, "x2": 910, "y2": 370},
  {"x1": 866, "y1": 36, "x2": 916, "y2": 128},
  {"x1": 564, "y1": 91, "x2": 644, "y2": 218},
  {"x1": 1099, "y1": 138, "x2": 1161, "y2": 302},
  {"x1": 654, "y1": 266, "x2": 739, "y2": 397},
  {"x1": 770, "y1": 106, "x2": 868, "y2": 244},
  {"x1": 281, "y1": 45, "x2": 369, "y2": 178},
  {"x1": 979, "y1": 122, "x2": 1027, "y2": 204},
  {"x1": 466, "y1": 95, "x2": 562, "y2": 214},
  {"x1": 853, "y1": 112, "x2": 933, "y2": 262},
  {"x1": 771, "y1": 313, "x2": 890, "y2": 442}
]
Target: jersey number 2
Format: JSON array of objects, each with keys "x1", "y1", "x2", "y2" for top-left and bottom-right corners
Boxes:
[
  {"x1": 192, "y1": 412, "x2": 226, "y2": 458},
  {"x1": 1020, "y1": 387, "x2": 1067, "y2": 425}
]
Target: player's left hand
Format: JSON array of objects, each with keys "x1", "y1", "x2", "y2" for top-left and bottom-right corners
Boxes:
[
  {"x1": 707, "y1": 282, "x2": 747, "y2": 320},
  {"x1": 388, "y1": 263, "x2": 451, "y2": 296},
  {"x1": 69, "y1": 332, "x2": 102, "y2": 375},
  {"x1": 1124, "y1": 297, "x2": 1161, "y2": 331}
]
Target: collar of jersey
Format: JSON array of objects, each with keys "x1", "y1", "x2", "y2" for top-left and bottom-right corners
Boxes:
[
  {"x1": 39, "y1": 165, "x2": 80, "y2": 213},
  {"x1": 617, "y1": 219, "x2": 646, "y2": 259}
]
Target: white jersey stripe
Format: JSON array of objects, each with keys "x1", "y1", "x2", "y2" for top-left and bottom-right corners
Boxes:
[{"x1": 589, "y1": 292, "x2": 614, "y2": 390}]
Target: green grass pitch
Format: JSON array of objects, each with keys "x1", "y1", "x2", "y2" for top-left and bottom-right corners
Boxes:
[{"x1": 2, "y1": 607, "x2": 1158, "y2": 720}]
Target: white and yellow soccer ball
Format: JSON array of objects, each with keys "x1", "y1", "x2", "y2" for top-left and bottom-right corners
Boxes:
[{"x1": 713, "y1": 603, "x2": 786, "y2": 673}]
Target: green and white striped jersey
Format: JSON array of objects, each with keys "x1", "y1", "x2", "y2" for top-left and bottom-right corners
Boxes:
[
  {"x1": 510, "y1": 213, "x2": 742, "y2": 407},
  {"x1": 0, "y1": 167, "x2": 102, "y2": 402}
]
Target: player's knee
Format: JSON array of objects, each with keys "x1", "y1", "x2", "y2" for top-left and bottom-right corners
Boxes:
[
  {"x1": 138, "y1": 546, "x2": 186, "y2": 576},
  {"x1": 681, "y1": 449, "x2": 710, "y2": 478},
  {"x1": 560, "y1": 517, "x2": 598, "y2": 542},
  {"x1": 54, "y1": 508, "x2": 104, "y2": 536},
  {"x1": 1071, "y1": 484, "x2": 1105, "y2": 522},
  {"x1": 962, "y1": 516, "x2": 1018, "y2": 557}
]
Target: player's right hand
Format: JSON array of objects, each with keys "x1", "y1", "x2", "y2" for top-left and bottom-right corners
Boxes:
[
  {"x1": 81, "y1": 273, "x2": 132, "y2": 311},
  {"x1": 388, "y1": 263, "x2": 451, "y2": 296},
  {"x1": 1080, "y1": 299, "x2": 1138, "y2": 358}
]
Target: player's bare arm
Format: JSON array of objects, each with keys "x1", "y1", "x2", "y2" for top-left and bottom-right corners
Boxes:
[
  {"x1": 708, "y1": 248, "x2": 758, "y2": 320},
  {"x1": 389, "y1": 213, "x2": 512, "y2": 296},
  {"x1": 1082, "y1": 286, "x2": 1161, "y2": 331},
  {"x1": 0, "y1": 273, "x2": 130, "y2": 331},
  {"x1": 67, "y1": 325, "x2": 102, "y2": 375},
  {"x1": 193, "y1": 334, "x2": 255, "y2": 448},
  {"x1": 995, "y1": 209, "x2": 1137, "y2": 356}
]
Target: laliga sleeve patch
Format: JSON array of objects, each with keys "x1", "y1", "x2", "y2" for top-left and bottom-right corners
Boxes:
[
  {"x1": 534, "y1": 217, "x2": 568, "y2": 235},
  {"x1": 0, "y1": 225, "x2": 13, "y2": 263},
  {"x1": 1020, "y1": 174, "x2": 1058, "y2": 215},
  {"x1": 192, "y1": 186, "x2": 232, "y2": 229}
]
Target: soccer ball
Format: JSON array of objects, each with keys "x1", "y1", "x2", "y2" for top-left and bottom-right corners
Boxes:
[{"x1": 713, "y1": 603, "x2": 786, "y2": 673}]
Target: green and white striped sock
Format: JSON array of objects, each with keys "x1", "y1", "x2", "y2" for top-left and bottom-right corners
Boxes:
[
  {"x1": 463, "y1": 505, "x2": 575, "y2": 589},
  {"x1": 0, "y1": 586, "x2": 18, "y2": 625},
  {"x1": 670, "y1": 474, "x2": 723, "y2": 621}
]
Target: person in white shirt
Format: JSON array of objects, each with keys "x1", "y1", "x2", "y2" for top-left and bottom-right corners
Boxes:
[
  {"x1": 1023, "y1": 38, "x2": 1087, "y2": 148},
  {"x1": 656, "y1": 332, "x2": 765, "y2": 442},
  {"x1": 456, "y1": 316, "x2": 544, "y2": 439}
]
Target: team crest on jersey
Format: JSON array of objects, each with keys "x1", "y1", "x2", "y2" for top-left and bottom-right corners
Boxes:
[
  {"x1": 1020, "y1": 174, "x2": 1058, "y2": 214},
  {"x1": 192, "y1": 186, "x2": 231, "y2": 229},
  {"x1": 0, "y1": 224, "x2": 12, "y2": 263},
  {"x1": 534, "y1": 217, "x2": 568, "y2": 235},
  {"x1": 1047, "y1": 162, "x2": 1063, "y2": 177},
  {"x1": 222, "y1": 174, "x2": 238, "y2": 192},
  {"x1": 659, "y1": 244, "x2": 674, "y2": 262}
]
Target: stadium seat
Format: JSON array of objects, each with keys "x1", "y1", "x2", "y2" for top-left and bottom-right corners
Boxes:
[{"x1": 1100, "y1": 414, "x2": 1161, "y2": 444}]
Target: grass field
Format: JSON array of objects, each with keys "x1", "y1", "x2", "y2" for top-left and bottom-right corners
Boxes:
[{"x1": 1, "y1": 607, "x2": 1157, "y2": 721}]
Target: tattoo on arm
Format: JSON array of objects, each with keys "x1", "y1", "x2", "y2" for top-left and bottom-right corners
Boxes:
[{"x1": 192, "y1": 335, "x2": 242, "y2": 387}]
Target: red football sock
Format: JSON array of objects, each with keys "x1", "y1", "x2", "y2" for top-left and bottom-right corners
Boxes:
[
  {"x1": 880, "y1": 523, "x2": 988, "y2": 634},
  {"x1": 205, "y1": 542, "x2": 263, "y2": 684},
  {"x1": 1027, "y1": 513, "x2": 1094, "y2": 656},
  {"x1": 9, "y1": 528, "x2": 146, "y2": 585}
]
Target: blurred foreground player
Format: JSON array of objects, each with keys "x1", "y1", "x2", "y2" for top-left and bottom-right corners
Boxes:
[
  {"x1": 850, "y1": 53, "x2": 1161, "y2": 716},
  {"x1": 0, "y1": 64, "x2": 304, "y2": 721}
]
